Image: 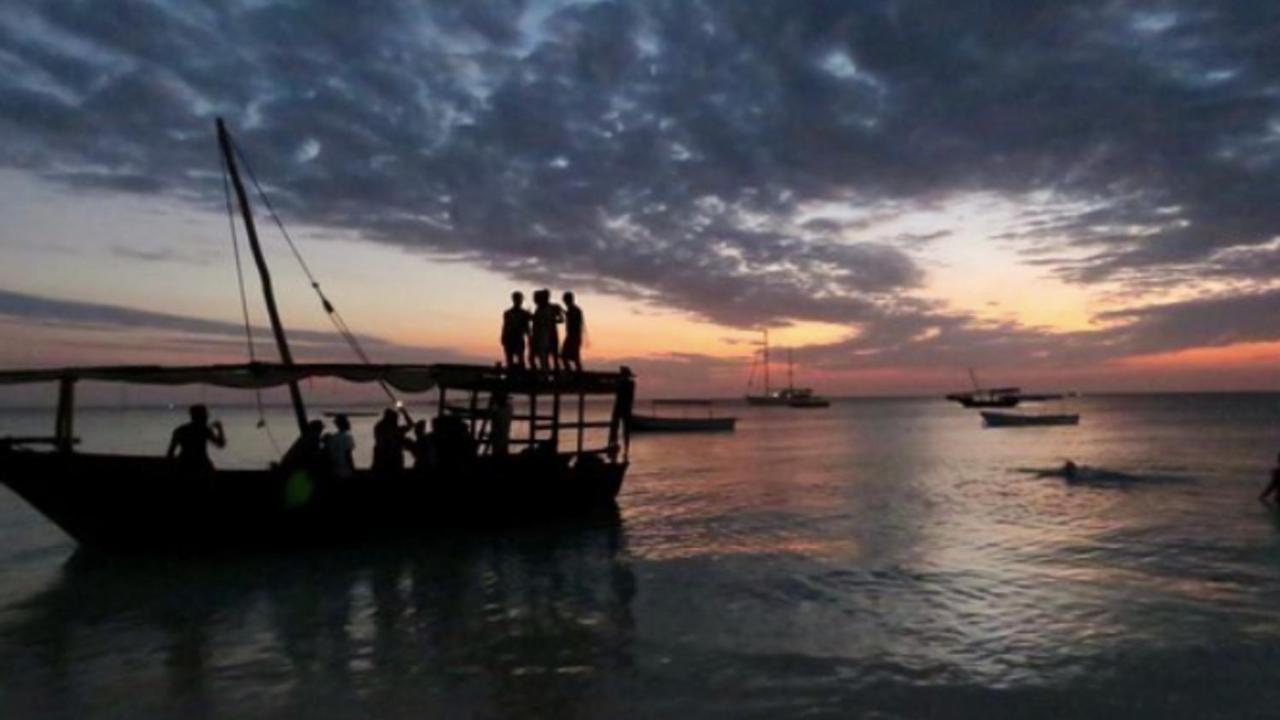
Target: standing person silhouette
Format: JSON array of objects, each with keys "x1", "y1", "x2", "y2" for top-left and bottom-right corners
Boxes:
[
  {"x1": 489, "y1": 390, "x2": 513, "y2": 457},
  {"x1": 166, "y1": 404, "x2": 226, "y2": 471},
  {"x1": 561, "y1": 291, "x2": 585, "y2": 373},
  {"x1": 371, "y1": 408, "x2": 410, "y2": 475},
  {"x1": 323, "y1": 414, "x2": 356, "y2": 480},
  {"x1": 529, "y1": 289, "x2": 564, "y2": 372},
  {"x1": 501, "y1": 291, "x2": 532, "y2": 369}
]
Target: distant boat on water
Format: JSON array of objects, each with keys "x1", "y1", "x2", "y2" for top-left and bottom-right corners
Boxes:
[
  {"x1": 783, "y1": 388, "x2": 830, "y2": 408},
  {"x1": 945, "y1": 369, "x2": 1064, "y2": 408},
  {"x1": 630, "y1": 399, "x2": 736, "y2": 433},
  {"x1": 981, "y1": 411, "x2": 1079, "y2": 427},
  {"x1": 745, "y1": 332, "x2": 830, "y2": 408}
]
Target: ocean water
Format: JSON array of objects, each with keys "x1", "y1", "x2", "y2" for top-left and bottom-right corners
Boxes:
[{"x1": 3, "y1": 395, "x2": 1280, "y2": 719}]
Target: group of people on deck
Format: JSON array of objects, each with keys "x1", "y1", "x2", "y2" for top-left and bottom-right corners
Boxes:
[
  {"x1": 165, "y1": 289, "x2": 591, "y2": 476},
  {"x1": 274, "y1": 408, "x2": 492, "y2": 481},
  {"x1": 168, "y1": 400, "x2": 508, "y2": 480},
  {"x1": 502, "y1": 289, "x2": 584, "y2": 372}
]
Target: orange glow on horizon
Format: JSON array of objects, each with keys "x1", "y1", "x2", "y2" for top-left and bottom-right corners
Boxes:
[{"x1": 1119, "y1": 341, "x2": 1280, "y2": 370}]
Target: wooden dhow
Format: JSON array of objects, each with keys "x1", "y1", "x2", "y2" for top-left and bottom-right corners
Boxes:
[{"x1": 0, "y1": 119, "x2": 635, "y2": 551}]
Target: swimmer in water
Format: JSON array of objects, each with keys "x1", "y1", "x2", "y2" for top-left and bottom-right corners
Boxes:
[
  {"x1": 1061, "y1": 459, "x2": 1079, "y2": 481},
  {"x1": 1259, "y1": 452, "x2": 1280, "y2": 506}
]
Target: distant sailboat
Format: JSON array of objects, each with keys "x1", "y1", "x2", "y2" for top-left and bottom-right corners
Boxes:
[{"x1": 745, "y1": 332, "x2": 830, "y2": 408}]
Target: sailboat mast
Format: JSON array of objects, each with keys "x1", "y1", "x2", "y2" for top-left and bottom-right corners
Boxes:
[
  {"x1": 216, "y1": 118, "x2": 308, "y2": 434},
  {"x1": 788, "y1": 348, "x2": 794, "y2": 391},
  {"x1": 763, "y1": 329, "x2": 771, "y2": 395}
]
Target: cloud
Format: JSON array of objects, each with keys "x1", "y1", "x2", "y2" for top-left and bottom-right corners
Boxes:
[
  {"x1": 109, "y1": 245, "x2": 211, "y2": 265},
  {"x1": 793, "y1": 287, "x2": 1280, "y2": 374},
  {"x1": 2, "y1": 0, "x2": 1280, "y2": 367},
  {"x1": 0, "y1": 287, "x2": 470, "y2": 364}
]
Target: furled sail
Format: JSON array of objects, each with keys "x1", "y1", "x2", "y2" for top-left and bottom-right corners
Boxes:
[{"x1": 0, "y1": 363, "x2": 440, "y2": 393}]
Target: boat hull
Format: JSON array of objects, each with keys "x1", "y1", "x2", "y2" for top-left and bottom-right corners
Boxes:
[
  {"x1": 629, "y1": 414, "x2": 736, "y2": 432},
  {"x1": 954, "y1": 396, "x2": 1021, "y2": 408},
  {"x1": 980, "y1": 411, "x2": 1079, "y2": 427},
  {"x1": 745, "y1": 395, "x2": 791, "y2": 406},
  {"x1": 788, "y1": 398, "x2": 830, "y2": 408},
  {"x1": 0, "y1": 449, "x2": 626, "y2": 551}
]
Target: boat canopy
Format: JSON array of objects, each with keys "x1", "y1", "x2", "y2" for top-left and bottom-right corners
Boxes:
[
  {"x1": 0, "y1": 362, "x2": 633, "y2": 396},
  {"x1": 0, "y1": 363, "x2": 441, "y2": 392}
]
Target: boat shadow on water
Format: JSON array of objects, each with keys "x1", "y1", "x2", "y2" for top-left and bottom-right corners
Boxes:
[{"x1": 0, "y1": 512, "x2": 637, "y2": 719}]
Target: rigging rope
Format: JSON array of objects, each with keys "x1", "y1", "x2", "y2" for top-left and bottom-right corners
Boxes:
[
  {"x1": 220, "y1": 147, "x2": 281, "y2": 453},
  {"x1": 227, "y1": 134, "x2": 407, "y2": 416}
]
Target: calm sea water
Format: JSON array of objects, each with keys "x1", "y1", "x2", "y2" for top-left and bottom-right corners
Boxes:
[{"x1": 3, "y1": 395, "x2": 1280, "y2": 719}]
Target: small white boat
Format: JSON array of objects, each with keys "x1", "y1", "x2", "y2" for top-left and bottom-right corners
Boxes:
[
  {"x1": 981, "y1": 411, "x2": 1079, "y2": 427},
  {"x1": 630, "y1": 399, "x2": 737, "y2": 433}
]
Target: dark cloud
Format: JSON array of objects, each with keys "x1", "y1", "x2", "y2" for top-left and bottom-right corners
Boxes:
[
  {"x1": 2, "y1": 0, "x2": 1280, "y2": 361},
  {"x1": 0, "y1": 287, "x2": 469, "y2": 364}
]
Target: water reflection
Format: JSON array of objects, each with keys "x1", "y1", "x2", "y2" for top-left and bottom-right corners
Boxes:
[
  {"x1": 0, "y1": 515, "x2": 635, "y2": 719},
  {"x1": 7, "y1": 397, "x2": 1280, "y2": 717}
]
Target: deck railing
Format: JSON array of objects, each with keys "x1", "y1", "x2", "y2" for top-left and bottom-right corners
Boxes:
[{"x1": 433, "y1": 365, "x2": 634, "y2": 461}]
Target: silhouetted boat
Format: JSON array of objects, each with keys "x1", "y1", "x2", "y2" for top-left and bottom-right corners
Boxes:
[
  {"x1": 946, "y1": 369, "x2": 1021, "y2": 407},
  {"x1": 0, "y1": 119, "x2": 636, "y2": 552},
  {"x1": 947, "y1": 387, "x2": 1022, "y2": 408},
  {"x1": 786, "y1": 388, "x2": 830, "y2": 408},
  {"x1": 630, "y1": 399, "x2": 736, "y2": 433},
  {"x1": 946, "y1": 369, "x2": 1064, "y2": 408},
  {"x1": 745, "y1": 336, "x2": 829, "y2": 408},
  {"x1": 981, "y1": 411, "x2": 1079, "y2": 427}
]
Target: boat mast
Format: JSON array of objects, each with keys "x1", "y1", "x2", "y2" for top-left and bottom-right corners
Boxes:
[
  {"x1": 763, "y1": 329, "x2": 771, "y2": 395},
  {"x1": 788, "y1": 348, "x2": 794, "y2": 391},
  {"x1": 216, "y1": 118, "x2": 308, "y2": 434}
]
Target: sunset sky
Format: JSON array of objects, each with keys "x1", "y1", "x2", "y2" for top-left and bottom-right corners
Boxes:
[{"x1": 3, "y1": 1, "x2": 1280, "y2": 398}]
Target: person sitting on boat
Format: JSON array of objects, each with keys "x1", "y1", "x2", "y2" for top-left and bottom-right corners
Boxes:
[
  {"x1": 166, "y1": 404, "x2": 225, "y2": 471},
  {"x1": 323, "y1": 414, "x2": 356, "y2": 480},
  {"x1": 409, "y1": 420, "x2": 436, "y2": 472},
  {"x1": 279, "y1": 419, "x2": 326, "y2": 476},
  {"x1": 501, "y1": 291, "x2": 532, "y2": 369},
  {"x1": 561, "y1": 291, "x2": 585, "y2": 373},
  {"x1": 1259, "y1": 452, "x2": 1280, "y2": 506},
  {"x1": 371, "y1": 408, "x2": 410, "y2": 475},
  {"x1": 529, "y1": 289, "x2": 564, "y2": 372},
  {"x1": 432, "y1": 415, "x2": 476, "y2": 472}
]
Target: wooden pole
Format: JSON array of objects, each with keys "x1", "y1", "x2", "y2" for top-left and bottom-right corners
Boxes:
[
  {"x1": 54, "y1": 377, "x2": 75, "y2": 452},
  {"x1": 529, "y1": 391, "x2": 537, "y2": 447},
  {"x1": 552, "y1": 387, "x2": 561, "y2": 452},
  {"x1": 469, "y1": 389, "x2": 479, "y2": 440},
  {"x1": 216, "y1": 118, "x2": 307, "y2": 435},
  {"x1": 577, "y1": 392, "x2": 585, "y2": 454}
]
